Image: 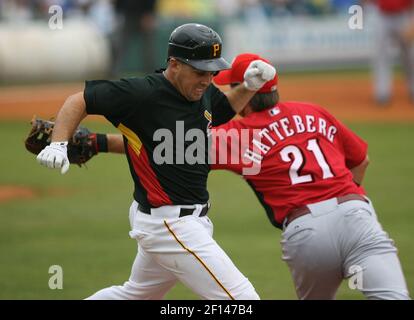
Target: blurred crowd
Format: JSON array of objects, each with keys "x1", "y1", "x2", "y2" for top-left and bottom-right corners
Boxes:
[
  {"x1": 0, "y1": 0, "x2": 361, "y2": 24},
  {"x1": 0, "y1": 0, "x2": 362, "y2": 76},
  {"x1": 0, "y1": 0, "x2": 362, "y2": 75}
]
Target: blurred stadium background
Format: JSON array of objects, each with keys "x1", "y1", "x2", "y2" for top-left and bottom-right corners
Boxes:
[{"x1": 0, "y1": 0, "x2": 413, "y2": 299}]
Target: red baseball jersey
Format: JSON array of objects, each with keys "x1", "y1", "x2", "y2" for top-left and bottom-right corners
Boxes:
[
  {"x1": 377, "y1": 0, "x2": 413, "y2": 13},
  {"x1": 211, "y1": 101, "x2": 368, "y2": 228}
]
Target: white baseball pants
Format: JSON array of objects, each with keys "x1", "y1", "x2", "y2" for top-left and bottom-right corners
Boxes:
[{"x1": 86, "y1": 201, "x2": 259, "y2": 300}]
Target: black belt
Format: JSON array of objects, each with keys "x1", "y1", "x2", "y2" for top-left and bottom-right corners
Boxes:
[{"x1": 138, "y1": 203, "x2": 210, "y2": 218}]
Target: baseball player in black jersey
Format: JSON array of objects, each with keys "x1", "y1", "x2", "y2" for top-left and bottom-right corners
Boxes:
[{"x1": 36, "y1": 23, "x2": 276, "y2": 299}]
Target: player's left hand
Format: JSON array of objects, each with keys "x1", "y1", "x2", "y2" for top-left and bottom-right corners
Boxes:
[
  {"x1": 243, "y1": 60, "x2": 276, "y2": 91},
  {"x1": 26, "y1": 117, "x2": 99, "y2": 171},
  {"x1": 37, "y1": 141, "x2": 70, "y2": 174}
]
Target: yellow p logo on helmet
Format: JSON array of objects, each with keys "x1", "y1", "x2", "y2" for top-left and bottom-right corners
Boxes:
[{"x1": 213, "y1": 44, "x2": 220, "y2": 57}]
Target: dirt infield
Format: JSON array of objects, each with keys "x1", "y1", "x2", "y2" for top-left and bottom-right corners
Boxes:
[
  {"x1": 0, "y1": 185, "x2": 71, "y2": 203},
  {"x1": 0, "y1": 185, "x2": 36, "y2": 202},
  {"x1": 1, "y1": 73, "x2": 414, "y2": 122}
]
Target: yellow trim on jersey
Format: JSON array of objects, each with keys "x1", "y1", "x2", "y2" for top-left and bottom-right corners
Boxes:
[
  {"x1": 118, "y1": 123, "x2": 142, "y2": 156},
  {"x1": 204, "y1": 110, "x2": 212, "y2": 122},
  {"x1": 163, "y1": 220, "x2": 235, "y2": 300}
]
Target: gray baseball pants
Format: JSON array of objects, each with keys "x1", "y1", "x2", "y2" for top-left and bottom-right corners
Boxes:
[{"x1": 281, "y1": 197, "x2": 410, "y2": 300}]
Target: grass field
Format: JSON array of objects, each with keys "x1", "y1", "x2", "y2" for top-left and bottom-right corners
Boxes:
[{"x1": 0, "y1": 120, "x2": 413, "y2": 299}]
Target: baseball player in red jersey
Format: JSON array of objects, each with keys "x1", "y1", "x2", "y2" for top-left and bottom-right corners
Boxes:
[
  {"x1": 211, "y1": 53, "x2": 410, "y2": 299},
  {"x1": 73, "y1": 53, "x2": 410, "y2": 299}
]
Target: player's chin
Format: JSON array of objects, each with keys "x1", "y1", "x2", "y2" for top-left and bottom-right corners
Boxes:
[{"x1": 189, "y1": 90, "x2": 204, "y2": 101}]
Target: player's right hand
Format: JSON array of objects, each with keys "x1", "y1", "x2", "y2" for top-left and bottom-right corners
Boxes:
[
  {"x1": 36, "y1": 141, "x2": 70, "y2": 174},
  {"x1": 243, "y1": 60, "x2": 276, "y2": 91}
]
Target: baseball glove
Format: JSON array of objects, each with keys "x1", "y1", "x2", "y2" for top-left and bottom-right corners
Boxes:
[{"x1": 25, "y1": 116, "x2": 98, "y2": 166}]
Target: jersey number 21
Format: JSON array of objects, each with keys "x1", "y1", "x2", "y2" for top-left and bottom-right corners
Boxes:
[{"x1": 280, "y1": 138, "x2": 334, "y2": 185}]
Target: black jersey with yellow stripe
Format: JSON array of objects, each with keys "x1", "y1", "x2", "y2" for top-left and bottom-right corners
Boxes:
[{"x1": 84, "y1": 73, "x2": 235, "y2": 207}]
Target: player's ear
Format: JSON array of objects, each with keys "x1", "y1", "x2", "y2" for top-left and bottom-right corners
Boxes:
[{"x1": 168, "y1": 58, "x2": 181, "y2": 74}]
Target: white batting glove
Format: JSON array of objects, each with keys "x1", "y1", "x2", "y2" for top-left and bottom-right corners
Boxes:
[
  {"x1": 36, "y1": 141, "x2": 70, "y2": 174},
  {"x1": 243, "y1": 60, "x2": 276, "y2": 91}
]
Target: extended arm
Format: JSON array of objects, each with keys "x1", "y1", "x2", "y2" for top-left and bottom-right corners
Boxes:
[
  {"x1": 52, "y1": 92, "x2": 87, "y2": 141},
  {"x1": 224, "y1": 60, "x2": 276, "y2": 114},
  {"x1": 107, "y1": 134, "x2": 125, "y2": 154},
  {"x1": 36, "y1": 91, "x2": 87, "y2": 174},
  {"x1": 224, "y1": 83, "x2": 256, "y2": 114}
]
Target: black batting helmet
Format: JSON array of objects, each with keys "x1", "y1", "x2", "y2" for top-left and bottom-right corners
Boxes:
[{"x1": 168, "y1": 23, "x2": 230, "y2": 72}]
